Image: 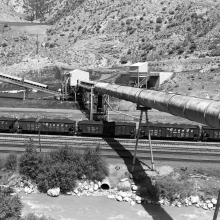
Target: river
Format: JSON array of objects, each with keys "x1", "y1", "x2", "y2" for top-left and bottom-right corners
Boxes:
[{"x1": 20, "y1": 192, "x2": 218, "y2": 220}]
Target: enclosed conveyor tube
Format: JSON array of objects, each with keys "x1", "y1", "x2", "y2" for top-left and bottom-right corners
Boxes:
[{"x1": 78, "y1": 80, "x2": 220, "y2": 128}]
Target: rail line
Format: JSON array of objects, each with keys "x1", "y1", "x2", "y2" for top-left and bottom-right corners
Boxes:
[{"x1": 0, "y1": 136, "x2": 220, "y2": 164}]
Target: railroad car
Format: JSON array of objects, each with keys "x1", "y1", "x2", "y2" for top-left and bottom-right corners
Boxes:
[
  {"x1": 0, "y1": 117, "x2": 17, "y2": 133},
  {"x1": 140, "y1": 122, "x2": 200, "y2": 140},
  {"x1": 18, "y1": 118, "x2": 39, "y2": 133},
  {"x1": 202, "y1": 126, "x2": 218, "y2": 141},
  {"x1": 78, "y1": 120, "x2": 136, "y2": 138},
  {"x1": 38, "y1": 118, "x2": 76, "y2": 135}
]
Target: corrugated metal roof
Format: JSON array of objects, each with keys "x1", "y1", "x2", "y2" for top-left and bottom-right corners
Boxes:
[
  {"x1": 78, "y1": 120, "x2": 103, "y2": 125},
  {"x1": 130, "y1": 62, "x2": 148, "y2": 67},
  {"x1": 69, "y1": 69, "x2": 89, "y2": 74}
]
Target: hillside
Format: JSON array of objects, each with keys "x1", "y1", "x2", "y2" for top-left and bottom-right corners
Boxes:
[{"x1": 0, "y1": 0, "x2": 220, "y2": 99}]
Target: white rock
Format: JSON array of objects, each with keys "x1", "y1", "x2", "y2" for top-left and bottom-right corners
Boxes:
[
  {"x1": 108, "y1": 195, "x2": 115, "y2": 199},
  {"x1": 118, "y1": 192, "x2": 128, "y2": 198},
  {"x1": 66, "y1": 192, "x2": 72, "y2": 195},
  {"x1": 132, "y1": 185, "x2": 138, "y2": 191},
  {"x1": 177, "y1": 204, "x2": 182, "y2": 208},
  {"x1": 89, "y1": 188, "x2": 93, "y2": 193},
  {"x1": 73, "y1": 188, "x2": 79, "y2": 194},
  {"x1": 47, "y1": 188, "x2": 60, "y2": 197},
  {"x1": 84, "y1": 185, "x2": 89, "y2": 190},
  {"x1": 208, "y1": 203, "x2": 213, "y2": 209},
  {"x1": 191, "y1": 196, "x2": 199, "y2": 204},
  {"x1": 196, "y1": 204, "x2": 200, "y2": 208},
  {"x1": 130, "y1": 201, "x2": 136, "y2": 206},
  {"x1": 158, "y1": 199, "x2": 164, "y2": 205},
  {"x1": 136, "y1": 200, "x2": 141, "y2": 204},
  {"x1": 135, "y1": 196, "x2": 142, "y2": 202},
  {"x1": 98, "y1": 181, "x2": 101, "y2": 188},
  {"x1": 206, "y1": 200, "x2": 211, "y2": 204},
  {"x1": 93, "y1": 184, "x2": 99, "y2": 191},
  {"x1": 188, "y1": 202, "x2": 192, "y2": 206},
  {"x1": 123, "y1": 197, "x2": 132, "y2": 202},
  {"x1": 212, "y1": 198, "x2": 217, "y2": 205},
  {"x1": 116, "y1": 195, "x2": 123, "y2": 202},
  {"x1": 120, "y1": 178, "x2": 128, "y2": 182},
  {"x1": 24, "y1": 187, "x2": 32, "y2": 194},
  {"x1": 203, "y1": 204, "x2": 208, "y2": 210}
]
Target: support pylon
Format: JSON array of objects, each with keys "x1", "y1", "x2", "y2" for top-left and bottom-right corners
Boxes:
[{"x1": 131, "y1": 106, "x2": 155, "y2": 173}]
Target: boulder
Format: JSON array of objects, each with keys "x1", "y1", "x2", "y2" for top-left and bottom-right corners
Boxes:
[
  {"x1": 123, "y1": 197, "x2": 132, "y2": 202},
  {"x1": 93, "y1": 184, "x2": 99, "y2": 191},
  {"x1": 130, "y1": 201, "x2": 136, "y2": 206},
  {"x1": 118, "y1": 191, "x2": 128, "y2": 198},
  {"x1": 73, "y1": 188, "x2": 79, "y2": 194},
  {"x1": 195, "y1": 204, "x2": 200, "y2": 208},
  {"x1": 107, "y1": 195, "x2": 115, "y2": 199},
  {"x1": 24, "y1": 187, "x2": 32, "y2": 194},
  {"x1": 208, "y1": 203, "x2": 213, "y2": 209},
  {"x1": 47, "y1": 188, "x2": 60, "y2": 197},
  {"x1": 120, "y1": 178, "x2": 129, "y2": 182},
  {"x1": 117, "y1": 181, "x2": 131, "y2": 192},
  {"x1": 116, "y1": 195, "x2": 123, "y2": 202},
  {"x1": 206, "y1": 200, "x2": 211, "y2": 204},
  {"x1": 84, "y1": 185, "x2": 89, "y2": 190},
  {"x1": 202, "y1": 204, "x2": 208, "y2": 210},
  {"x1": 158, "y1": 199, "x2": 164, "y2": 205},
  {"x1": 135, "y1": 196, "x2": 142, "y2": 202},
  {"x1": 89, "y1": 187, "x2": 94, "y2": 193},
  {"x1": 131, "y1": 185, "x2": 138, "y2": 191},
  {"x1": 212, "y1": 198, "x2": 217, "y2": 205},
  {"x1": 191, "y1": 196, "x2": 199, "y2": 204}
]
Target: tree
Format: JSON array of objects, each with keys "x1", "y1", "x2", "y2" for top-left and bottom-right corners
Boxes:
[{"x1": 22, "y1": 0, "x2": 55, "y2": 20}]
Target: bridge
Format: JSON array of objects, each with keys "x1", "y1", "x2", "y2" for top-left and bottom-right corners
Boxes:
[{"x1": 0, "y1": 72, "x2": 60, "y2": 99}]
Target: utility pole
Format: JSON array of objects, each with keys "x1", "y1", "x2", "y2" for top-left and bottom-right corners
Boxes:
[
  {"x1": 36, "y1": 34, "x2": 39, "y2": 55},
  {"x1": 38, "y1": 124, "x2": 41, "y2": 152}
]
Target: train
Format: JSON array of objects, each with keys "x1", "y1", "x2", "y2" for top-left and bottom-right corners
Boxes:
[{"x1": 0, "y1": 117, "x2": 217, "y2": 142}]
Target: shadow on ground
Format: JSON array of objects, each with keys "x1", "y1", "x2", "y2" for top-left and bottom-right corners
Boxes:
[{"x1": 103, "y1": 137, "x2": 174, "y2": 220}]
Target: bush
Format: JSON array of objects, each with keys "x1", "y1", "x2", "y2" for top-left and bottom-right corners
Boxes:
[
  {"x1": 0, "y1": 187, "x2": 23, "y2": 220},
  {"x1": 156, "y1": 17, "x2": 163, "y2": 23},
  {"x1": 37, "y1": 146, "x2": 108, "y2": 193},
  {"x1": 19, "y1": 139, "x2": 44, "y2": 180},
  {"x1": 120, "y1": 56, "x2": 128, "y2": 64},
  {"x1": 157, "y1": 176, "x2": 193, "y2": 201},
  {"x1": 37, "y1": 161, "x2": 77, "y2": 193},
  {"x1": 5, "y1": 153, "x2": 17, "y2": 171}
]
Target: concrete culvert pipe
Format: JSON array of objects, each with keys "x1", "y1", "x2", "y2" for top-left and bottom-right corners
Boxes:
[{"x1": 101, "y1": 178, "x2": 111, "y2": 190}]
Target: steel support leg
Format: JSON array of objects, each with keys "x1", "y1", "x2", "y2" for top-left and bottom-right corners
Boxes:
[
  {"x1": 131, "y1": 110, "x2": 143, "y2": 173},
  {"x1": 145, "y1": 110, "x2": 155, "y2": 171},
  {"x1": 90, "y1": 87, "x2": 93, "y2": 120}
]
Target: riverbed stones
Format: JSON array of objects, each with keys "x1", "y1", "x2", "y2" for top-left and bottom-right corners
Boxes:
[
  {"x1": 117, "y1": 180, "x2": 131, "y2": 191},
  {"x1": 107, "y1": 194, "x2": 115, "y2": 199},
  {"x1": 24, "y1": 187, "x2": 32, "y2": 194},
  {"x1": 116, "y1": 195, "x2": 123, "y2": 202},
  {"x1": 190, "y1": 195, "x2": 199, "y2": 204},
  {"x1": 47, "y1": 187, "x2": 60, "y2": 197},
  {"x1": 212, "y1": 198, "x2": 217, "y2": 205},
  {"x1": 208, "y1": 203, "x2": 213, "y2": 209},
  {"x1": 93, "y1": 184, "x2": 99, "y2": 191}
]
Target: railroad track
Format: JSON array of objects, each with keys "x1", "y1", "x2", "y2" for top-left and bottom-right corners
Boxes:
[
  {"x1": 0, "y1": 137, "x2": 220, "y2": 164},
  {"x1": 0, "y1": 133, "x2": 220, "y2": 147}
]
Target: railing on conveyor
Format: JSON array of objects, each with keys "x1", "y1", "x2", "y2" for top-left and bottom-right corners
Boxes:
[{"x1": 0, "y1": 73, "x2": 60, "y2": 95}]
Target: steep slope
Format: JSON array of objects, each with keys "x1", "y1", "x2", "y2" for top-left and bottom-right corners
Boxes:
[{"x1": 0, "y1": 1, "x2": 22, "y2": 21}]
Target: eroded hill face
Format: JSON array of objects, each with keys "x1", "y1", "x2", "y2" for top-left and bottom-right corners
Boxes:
[{"x1": 0, "y1": 1, "x2": 22, "y2": 21}]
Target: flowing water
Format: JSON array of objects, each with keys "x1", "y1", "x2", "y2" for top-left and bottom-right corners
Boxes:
[{"x1": 20, "y1": 192, "x2": 219, "y2": 220}]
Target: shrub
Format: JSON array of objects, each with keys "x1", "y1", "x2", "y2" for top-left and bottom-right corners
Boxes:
[
  {"x1": 157, "y1": 176, "x2": 193, "y2": 201},
  {"x1": 156, "y1": 17, "x2": 163, "y2": 23},
  {"x1": 19, "y1": 139, "x2": 44, "y2": 181},
  {"x1": 5, "y1": 153, "x2": 17, "y2": 171},
  {"x1": 120, "y1": 56, "x2": 128, "y2": 64},
  {"x1": 37, "y1": 161, "x2": 77, "y2": 193},
  {"x1": 0, "y1": 187, "x2": 23, "y2": 220},
  {"x1": 81, "y1": 147, "x2": 109, "y2": 181}
]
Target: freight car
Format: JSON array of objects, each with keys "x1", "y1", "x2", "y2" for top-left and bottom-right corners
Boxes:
[
  {"x1": 140, "y1": 122, "x2": 200, "y2": 141},
  {"x1": 77, "y1": 120, "x2": 136, "y2": 138},
  {"x1": 17, "y1": 118, "x2": 76, "y2": 135}
]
